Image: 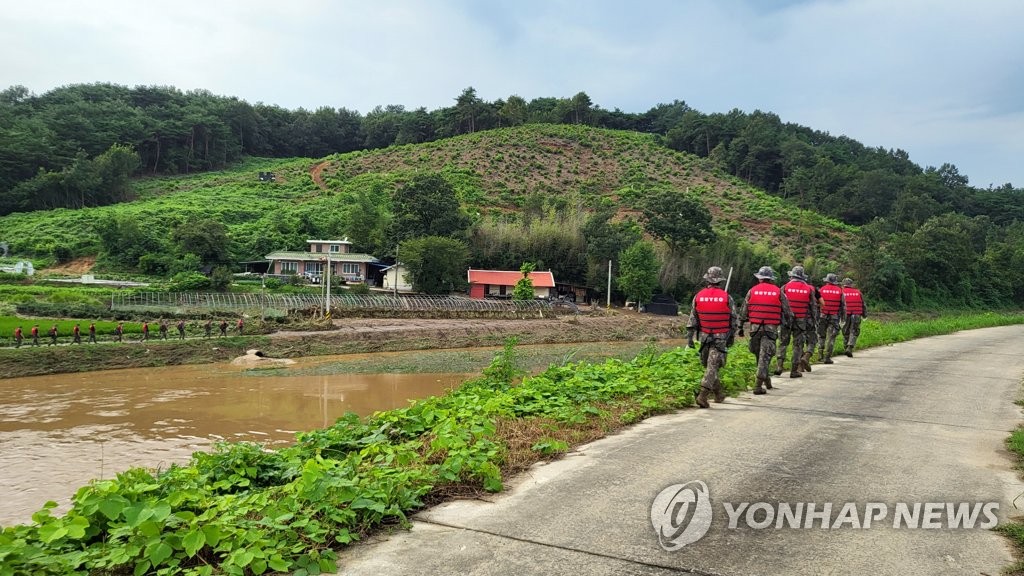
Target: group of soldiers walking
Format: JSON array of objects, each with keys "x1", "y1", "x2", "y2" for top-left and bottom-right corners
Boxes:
[
  {"x1": 686, "y1": 265, "x2": 867, "y2": 408},
  {"x1": 11, "y1": 317, "x2": 246, "y2": 347}
]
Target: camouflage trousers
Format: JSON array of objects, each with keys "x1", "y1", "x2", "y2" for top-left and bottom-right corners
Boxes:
[
  {"x1": 842, "y1": 314, "x2": 863, "y2": 350},
  {"x1": 816, "y1": 314, "x2": 841, "y2": 358},
  {"x1": 748, "y1": 324, "x2": 778, "y2": 380},
  {"x1": 778, "y1": 318, "x2": 813, "y2": 369},
  {"x1": 698, "y1": 335, "x2": 729, "y2": 392}
]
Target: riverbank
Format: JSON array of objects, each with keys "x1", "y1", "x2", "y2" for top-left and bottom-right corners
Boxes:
[{"x1": 0, "y1": 313, "x2": 683, "y2": 379}]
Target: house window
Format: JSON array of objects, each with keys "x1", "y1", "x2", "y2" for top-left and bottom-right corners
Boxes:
[
  {"x1": 280, "y1": 261, "x2": 298, "y2": 274},
  {"x1": 342, "y1": 263, "x2": 360, "y2": 275},
  {"x1": 330, "y1": 245, "x2": 340, "y2": 253}
]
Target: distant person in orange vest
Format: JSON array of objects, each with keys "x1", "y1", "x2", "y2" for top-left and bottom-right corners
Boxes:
[
  {"x1": 685, "y1": 266, "x2": 738, "y2": 408},
  {"x1": 739, "y1": 266, "x2": 793, "y2": 395},
  {"x1": 236, "y1": 317, "x2": 244, "y2": 335},
  {"x1": 159, "y1": 319, "x2": 169, "y2": 340},
  {"x1": 141, "y1": 321, "x2": 149, "y2": 341},
  {"x1": 48, "y1": 324, "x2": 58, "y2": 346},
  {"x1": 13, "y1": 325, "x2": 23, "y2": 348},
  {"x1": 72, "y1": 323, "x2": 81, "y2": 344},
  {"x1": 114, "y1": 322, "x2": 123, "y2": 342},
  {"x1": 30, "y1": 324, "x2": 39, "y2": 346},
  {"x1": 840, "y1": 278, "x2": 867, "y2": 357},
  {"x1": 176, "y1": 319, "x2": 186, "y2": 340},
  {"x1": 816, "y1": 273, "x2": 846, "y2": 364},
  {"x1": 775, "y1": 266, "x2": 818, "y2": 378},
  {"x1": 88, "y1": 322, "x2": 97, "y2": 343},
  {"x1": 219, "y1": 320, "x2": 228, "y2": 337}
]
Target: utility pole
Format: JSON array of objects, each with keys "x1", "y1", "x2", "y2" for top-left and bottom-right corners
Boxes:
[
  {"x1": 606, "y1": 259, "x2": 612, "y2": 308},
  {"x1": 393, "y1": 242, "x2": 399, "y2": 298},
  {"x1": 325, "y1": 253, "x2": 331, "y2": 320}
]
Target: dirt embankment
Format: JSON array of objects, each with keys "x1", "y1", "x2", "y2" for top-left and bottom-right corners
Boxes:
[{"x1": 0, "y1": 313, "x2": 684, "y2": 379}]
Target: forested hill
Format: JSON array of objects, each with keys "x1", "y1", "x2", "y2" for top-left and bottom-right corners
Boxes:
[
  {"x1": 0, "y1": 124, "x2": 851, "y2": 298},
  {"x1": 2, "y1": 83, "x2": 1022, "y2": 225},
  {"x1": 1, "y1": 82, "x2": 1022, "y2": 307}
]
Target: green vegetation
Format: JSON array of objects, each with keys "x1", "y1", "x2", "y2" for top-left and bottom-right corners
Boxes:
[
  {"x1": 0, "y1": 340, "x2": 756, "y2": 575},
  {"x1": 817, "y1": 313, "x2": 1024, "y2": 359},
  {"x1": 999, "y1": 426, "x2": 1024, "y2": 572}
]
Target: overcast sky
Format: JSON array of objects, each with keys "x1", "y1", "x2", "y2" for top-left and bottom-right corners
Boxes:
[{"x1": 3, "y1": 0, "x2": 1021, "y2": 188}]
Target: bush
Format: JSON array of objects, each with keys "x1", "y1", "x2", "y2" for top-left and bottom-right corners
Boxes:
[
  {"x1": 263, "y1": 277, "x2": 283, "y2": 290},
  {"x1": 346, "y1": 282, "x2": 371, "y2": 295},
  {"x1": 209, "y1": 267, "x2": 233, "y2": 291},
  {"x1": 169, "y1": 271, "x2": 210, "y2": 291}
]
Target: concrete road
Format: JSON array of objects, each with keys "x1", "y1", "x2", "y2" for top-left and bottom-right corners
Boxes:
[{"x1": 338, "y1": 325, "x2": 1024, "y2": 575}]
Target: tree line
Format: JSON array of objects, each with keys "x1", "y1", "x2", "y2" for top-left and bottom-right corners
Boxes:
[{"x1": 2, "y1": 82, "x2": 1023, "y2": 308}]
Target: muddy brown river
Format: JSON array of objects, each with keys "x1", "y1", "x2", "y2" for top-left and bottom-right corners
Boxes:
[{"x1": 0, "y1": 358, "x2": 468, "y2": 527}]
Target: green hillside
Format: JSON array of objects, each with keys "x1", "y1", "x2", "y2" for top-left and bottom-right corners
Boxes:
[{"x1": 0, "y1": 124, "x2": 852, "y2": 272}]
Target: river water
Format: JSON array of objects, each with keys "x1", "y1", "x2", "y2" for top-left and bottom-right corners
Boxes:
[{"x1": 0, "y1": 359, "x2": 468, "y2": 527}]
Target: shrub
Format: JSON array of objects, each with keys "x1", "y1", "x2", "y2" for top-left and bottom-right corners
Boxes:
[{"x1": 169, "y1": 271, "x2": 210, "y2": 291}]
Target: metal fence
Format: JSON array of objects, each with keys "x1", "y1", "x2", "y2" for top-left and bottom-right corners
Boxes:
[{"x1": 110, "y1": 292, "x2": 578, "y2": 317}]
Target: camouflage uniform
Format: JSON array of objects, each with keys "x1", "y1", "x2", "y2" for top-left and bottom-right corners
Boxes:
[
  {"x1": 685, "y1": 267, "x2": 738, "y2": 408},
  {"x1": 775, "y1": 266, "x2": 819, "y2": 377},
  {"x1": 816, "y1": 273, "x2": 846, "y2": 363},
  {"x1": 841, "y1": 278, "x2": 868, "y2": 356},
  {"x1": 739, "y1": 266, "x2": 793, "y2": 394}
]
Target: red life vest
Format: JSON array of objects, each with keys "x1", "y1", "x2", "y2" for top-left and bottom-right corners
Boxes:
[
  {"x1": 820, "y1": 284, "x2": 843, "y2": 315},
  {"x1": 31, "y1": 327, "x2": 38, "y2": 336},
  {"x1": 694, "y1": 287, "x2": 732, "y2": 334},
  {"x1": 843, "y1": 287, "x2": 864, "y2": 315},
  {"x1": 14, "y1": 328, "x2": 22, "y2": 338},
  {"x1": 73, "y1": 325, "x2": 80, "y2": 335},
  {"x1": 746, "y1": 283, "x2": 783, "y2": 325},
  {"x1": 783, "y1": 281, "x2": 814, "y2": 319}
]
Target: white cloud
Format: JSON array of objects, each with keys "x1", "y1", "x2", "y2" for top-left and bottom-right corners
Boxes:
[{"x1": 1, "y1": 0, "x2": 1021, "y2": 185}]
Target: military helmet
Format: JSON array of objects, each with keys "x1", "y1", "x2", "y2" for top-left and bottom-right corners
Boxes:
[
  {"x1": 753, "y1": 266, "x2": 776, "y2": 281},
  {"x1": 842, "y1": 277, "x2": 855, "y2": 287},
  {"x1": 787, "y1": 265, "x2": 808, "y2": 281},
  {"x1": 824, "y1": 273, "x2": 840, "y2": 284},
  {"x1": 703, "y1": 266, "x2": 727, "y2": 284}
]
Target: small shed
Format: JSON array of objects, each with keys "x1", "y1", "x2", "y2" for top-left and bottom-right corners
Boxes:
[
  {"x1": 645, "y1": 294, "x2": 679, "y2": 316},
  {"x1": 467, "y1": 269, "x2": 556, "y2": 299}
]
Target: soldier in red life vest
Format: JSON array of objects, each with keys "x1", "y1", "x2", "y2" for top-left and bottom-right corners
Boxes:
[
  {"x1": 30, "y1": 324, "x2": 40, "y2": 346},
  {"x1": 14, "y1": 325, "x2": 23, "y2": 348},
  {"x1": 774, "y1": 266, "x2": 818, "y2": 378},
  {"x1": 141, "y1": 321, "x2": 149, "y2": 341},
  {"x1": 72, "y1": 323, "x2": 81, "y2": 344},
  {"x1": 685, "y1": 266, "x2": 738, "y2": 408},
  {"x1": 739, "y1": 266, "x2": 793, "y2": 394},
  {"x1": 48, "y1": 324, "x2": 58, "y2": 346},
  {"x1": 840, "y1": 277, "x2": 867, "y2": 357},
  {"x1": 816, "y1": 273, "x2": 846, "y2": 364},
  {"x1": 88, "y1": 322, "x2": 97, "y2": 343}
]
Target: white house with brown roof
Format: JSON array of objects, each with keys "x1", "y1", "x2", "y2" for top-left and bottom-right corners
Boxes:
[
  {"x1": 265, "y1": 239, "x2": 378, "y2": 283},
  {"x1": 467, "y1": 269, "x2": 556, "y2": 299}
]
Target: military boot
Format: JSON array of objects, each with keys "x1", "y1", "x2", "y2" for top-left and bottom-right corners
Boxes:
[
  {"x1": 712, "y1": 379, "x2": 729, "y2": 401},
  {"x1": 773, "y1": 357, "x2": 784, "y2": 376},
  {"x1": 824, "y1": 355, "x2": 834, "y2": 364},
  {"x1": 845, "y1": 346, "x2": 853, "y2": 358},
  {"x1": 714, "y1": 379, "x2": 726, "y2": 403},
  {"x1": 753, "y1": 377, "x2": 767, "y2": 395},
  {"x1": 800, "y1": 352, "x2": 813, "y2": 372},
  {"x1": 695, "y1": 387, "x2": 711, "y2": 409},
  {"x1": 764, "y1": 376, "x2": 773, "y2": 390},
  {"x1": 789, "y1": 368, "x2": 802, "y2": 378}
]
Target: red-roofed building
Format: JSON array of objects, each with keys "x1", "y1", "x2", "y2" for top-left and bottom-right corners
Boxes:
[{"x1": 467, "y1": 269, "x2": 556, "y2": 300}]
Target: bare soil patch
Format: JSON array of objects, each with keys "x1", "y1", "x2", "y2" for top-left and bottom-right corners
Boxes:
[{"x1": 42, "y1": 256, "x2": 96, "y2": 275}]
